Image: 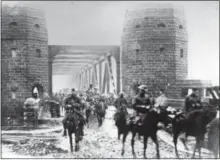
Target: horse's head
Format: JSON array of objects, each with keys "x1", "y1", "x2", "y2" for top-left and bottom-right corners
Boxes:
[{"x1": 202, "y1": 105, "x2": 218, "y2": 123}]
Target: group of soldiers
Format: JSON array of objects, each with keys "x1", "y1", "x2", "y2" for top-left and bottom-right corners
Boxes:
[
  {"x1": 113, "y1": 84, "x2": 202, "y2": 125},
  {"x1": 60, "y1": 83, "x2": 202, "y2": 138},
  {"x1": 62, "y1": 84, "x2": 107, "y2": 137}
]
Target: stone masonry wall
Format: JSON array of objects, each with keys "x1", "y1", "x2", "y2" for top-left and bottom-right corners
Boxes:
[
  {"x1": 1, "y1": 5, "x2": 48, "y2": 117},
  {"x1": 166, "y1": 79, "x2": 212, "y2": 99},
  {"x1": 121, "y1": 4, "x2": 188, "y2": 94}
]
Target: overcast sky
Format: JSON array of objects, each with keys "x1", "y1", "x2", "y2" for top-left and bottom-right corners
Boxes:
[{"x1": 2, "y1": 1, "x2": 219, "y2": 92}]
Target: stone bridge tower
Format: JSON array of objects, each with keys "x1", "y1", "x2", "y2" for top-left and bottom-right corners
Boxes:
[
  {"x1": 121, "y1": 4, "x2": 188, "y2": 94},
  {"x1": 1, "y1": 5, "x2": 49, "y2": 110}
]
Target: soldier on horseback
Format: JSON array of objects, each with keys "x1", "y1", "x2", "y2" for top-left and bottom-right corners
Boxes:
[
  {"x1": 62, "y1": 88, "x2": 85, "y2": 137},
  {"x1": 178, "y1": 88, "x2": 202, "y2": 145},
  {"x1": 185, "y1": 88, "x2": 202, "y2": 113},
  {"x1": 113, "y1": 92, "x2": 128, "y2": 112},
  {"x1": 131, "y1": 85, "x2": 151, "y2": 125},
  {"x1": 113, "y1": 92, "x2": 128, "y2": 124}
]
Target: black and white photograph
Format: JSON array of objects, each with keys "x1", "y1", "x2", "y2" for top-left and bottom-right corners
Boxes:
[{"x1": 1, "y1": 1, "x2": 219, "y2": 159}]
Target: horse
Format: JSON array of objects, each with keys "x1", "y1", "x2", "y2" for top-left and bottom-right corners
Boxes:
[
  {"x1": 172, "y1": 105, "x2": 217, "y2": 158},
  {"x1": 121, "y1": 106, "x2": 171, "y2": 158},
  {"x1": 63, "y1": 109, "x2": 85, "y2": 152},
  {"x1": 94, "y1": 100, "x2": 108, "y2": 127},
  {"x1": 113, "y1": 104, "x2": 130, "y2": 140}
]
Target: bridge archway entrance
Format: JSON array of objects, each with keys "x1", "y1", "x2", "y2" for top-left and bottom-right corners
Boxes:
[{"x1": 49, "y1": 45, "x2": 120, "y2": 95}]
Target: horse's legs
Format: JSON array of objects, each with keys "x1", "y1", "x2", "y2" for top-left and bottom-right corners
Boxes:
[
  {"x1": 192, "y1": 136, "x2": 201, "y2": 158},
  {"x1": 63, "y1": 122, "x2": 67, "y2": 136},
  {"x1": 75, "y1": 133, "x2": 80, "y2": 152},
  {"x1": 192, "y1": 142, "x2": 198, "y2": 158},
  {"x1": 97, "y1": 114, "x2": 101, "y2": 127},
  {"x1": 121, "y1": 130, "x2": 129, "y2": 156},
  {"x1": 68, "y1": 131, "x2": 73, "y2": 152},
  {"x1": 191, "y1": 135, "x2": 204, "y2": 158},
  {"x1": 118, "y1": 127, "x2": 121, "y2": 140},
  {"x1": 79, "y1": 124, "x2": 84, "y2": 138},
  {"x1": 173, "y1": 131, "x2": 180, "y2": 158},
  {"x1": 143, "y1": 135, "x2": 149, "y2": 158},
  {"x1": 131, "y1": 131, "x2": 137, "y2": 158},
  {"x1": 180, "y1": 133, "x2": 189, "y2": 150},
  {"x1": 151, "y1": 134, "x2": 160, "y2": 159},
  {"x1": 197, "y1": 136, "x2": 203, "y2": 158},
  {"x1": 87, "y1": 112, "x2": 90, "y2": 128},
  {"x1": 198, "y1": 141, "x2": 202, "y2": 158}
]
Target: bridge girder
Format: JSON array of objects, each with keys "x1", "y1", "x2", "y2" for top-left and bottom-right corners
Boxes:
[{"x1": 48, "y1": 45, "x2": 120, "y2": 95}]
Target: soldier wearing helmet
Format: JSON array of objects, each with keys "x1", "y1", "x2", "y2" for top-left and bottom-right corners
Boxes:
[{"x1": 131, "y1": 85, "x2": 151, "y2": 125}]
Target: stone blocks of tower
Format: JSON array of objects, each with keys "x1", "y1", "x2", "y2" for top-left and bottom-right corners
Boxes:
[
  {"x1": 121, "y1": 4, "x2": 188, "y2": 93},
  {"x1": 1, "y1": 5, "x2": 48, "y2": 109}
]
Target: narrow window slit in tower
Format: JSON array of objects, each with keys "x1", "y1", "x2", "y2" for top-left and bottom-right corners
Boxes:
[
  {"x1": 9, "y1": 22, "x2": 18, "y2": 27},
  {"x1": 36, "y1": 49, "x2": 41, "y2": 57},
  {"x1": 136, "y1": 49, "x2": 140, "y2": 61},
  {"x1": 179, "y1": 25, "x2": 183, "y2": 29},
  {"x1": 157, "y1": 23, "x2": 166, "y2": 28},
  {"x1": 180, "y1": 49, "x2": 184, "y2": 58},
  {"x1": 34, "y1": 24, "x2": 40, "y2": 28}
]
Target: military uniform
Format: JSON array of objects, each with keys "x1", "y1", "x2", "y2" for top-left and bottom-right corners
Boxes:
[
  {"x1": 113, "y1": 94, "x2": 129, "y2": 124},
  {"x1": 113, "y1": 97, "x2": 128, "y2": 109},
  {"x1": 132, "y1": 93, "x2": 151, "y2": 125},
  {"x1": 63, "y1": 93, "x2": 85, "y2": 136},
  {"x1": 185, "y1": 93, "x2": 202, "y2": 113}
]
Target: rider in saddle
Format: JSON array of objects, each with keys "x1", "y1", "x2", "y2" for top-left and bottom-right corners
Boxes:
[
  {"x1": 63, "y1": 88, "x2": 85, "y2": 136},
  {"x1": 185, "y1": 88, "x2": 202, "y2": 114},
  {"x1": 113, "y1": 92, "x2": 128, "y2": 112},
  {"x1": 131, "y1": 85, "x2": 151, "y2": 125},
  {"x1": 179, "y1": 88, "x2": 202, "y2": 143},
  {"x1": 113, "y1": 92, "x2": 128, "y2": 124}
]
